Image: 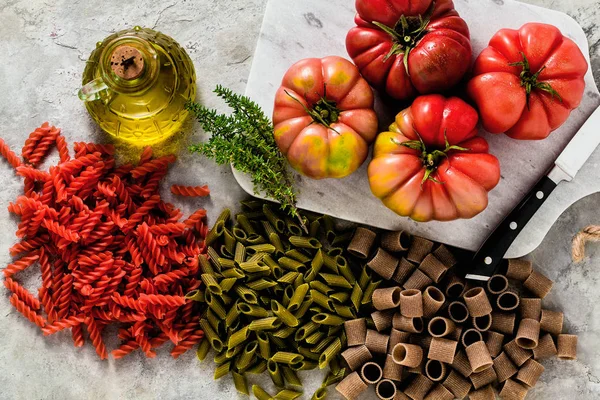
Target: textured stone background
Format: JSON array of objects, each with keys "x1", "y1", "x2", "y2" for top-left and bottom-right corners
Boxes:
[{"x1": 0, "y1": 0, "x2": 598, "y2": 399}]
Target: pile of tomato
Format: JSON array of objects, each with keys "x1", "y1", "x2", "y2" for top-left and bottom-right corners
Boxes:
[{"x1": 271, "y1": 0, "x2": 588, "y2": 222}]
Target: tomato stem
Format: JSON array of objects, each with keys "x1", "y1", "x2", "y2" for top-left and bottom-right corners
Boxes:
[
  {"x1": 508, "y1": 51, "x2": 563, "y2": 109},
  {"x1": 284, "y1": 87, "x2": 341, "y2": 134}
]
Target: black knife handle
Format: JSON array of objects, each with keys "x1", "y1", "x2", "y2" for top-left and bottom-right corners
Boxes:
[{"x1": 468, "y1": 175, "x2": 558, "y2": 279}]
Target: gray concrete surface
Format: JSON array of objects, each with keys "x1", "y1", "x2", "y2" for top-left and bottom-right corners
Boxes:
[{"x1": 0, "y1": 0, "x2": 598, "y2": 399}]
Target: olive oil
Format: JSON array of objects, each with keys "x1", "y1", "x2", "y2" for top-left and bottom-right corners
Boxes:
[{"x1": 80, "y1": 26, "x2": 196, "y2": 145}]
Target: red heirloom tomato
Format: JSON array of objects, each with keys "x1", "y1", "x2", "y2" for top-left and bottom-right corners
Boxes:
[
  {"x1": 273, "y1": 56, "x2": 378, "y2": 179},
  {"x1": 467, "y1": 23, "x2": 588, "y2": 140},
  {"x1": 346, "y1": 0, "x2": 472, "y2": 100},
  {"x1": 368, "y1": 95, "x2": 500, "y2": 222}
]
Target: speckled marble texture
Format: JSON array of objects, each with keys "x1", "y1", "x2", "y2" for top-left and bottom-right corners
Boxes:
[{"x1": 0, "y1": 0, "x2": 598, "y2": 399}]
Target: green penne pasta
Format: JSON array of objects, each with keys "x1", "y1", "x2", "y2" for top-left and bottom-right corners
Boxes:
[
  {"x1": 311, "y1": 387, "x2": 327, "y2": 400},
  {"x1": 232, "y1": 225, "x2": 248, "y2": 242},
  {"x1": 227, "y1": 326, "x2": 250, "y2": 349},
  {"x1": 185, "y1": 289, "x2": 204, "y2": 302},
  {"x1": 309, "y1": 219, "x2": 321, "y2": 238},
  {"x1": 256, "y1": 331, "x2": 271, "y2": 359},
  {"x1": 274, "y1": 389, "x2": 303, "y2": 400},
  {"x1": 319, "y1": 273, "x2": 352, "y2": 289},
  {"x1": 213, "y1": 361, "x2": 231, "y2": 380},
  {"x1": 271, "y1": 300, "x2": 299, "y2": 327},
  {"x1": 206, "y1": 308, "x2": 222, "y2": 333},
  {"x1": 221, "y1": 267, "x2": 245, "y2": 279},
  {"x1": 329, "y1": 357, "x2": 342, "y2": 376},
  {"x1": 225, "y1": 300, "x2": 240, "y2": 328},
  {"x1": 312, "y1": 313, "x2": 345, "y2": 326},
  {"x1": 214, "y1": 350, "x2": 231, "y2": 364},
  {"x1": 282, "y1": 366, "x2": 302, "y2": 387},
  {"x1": 216, "y1": 208, "x2": 231, "y2": 224},
  {"x1": 244, "y1": 210, "x2": 265, "y2": 219},
  {"x1": 293, "y1": 298, "x2": 314, "y2": 319},
  {"x1": 226, "y1": 343, "x2": 244, "y2": 358},
  {"x1": 268, "y1": 360, "x2": 285, "y2": 387},
  {"x1": 330, "y1": 292, "x2": 350, "y2": 304},
  {"x1": 205, "y1": 219, "x2": 225, "y2": 247},
  {"x1": 248, "y1": 317, "x2": 282, "y2": 331},
  {"x1": 278, "y1": 257, "x2": 307, "y2": 272},
  {"x1": 331, "y1": 230, "x2": 353, "y2": 246},
  {"x1": 237, "y1": 302, "x2": 269, "y2": 318},
  {"x1": 219, "y1": 277, "x2": 238, "y2": 293},
  {"x1": 336, "y1": 257, "x2": 356, "y2": 285},
  {"x1": 229, "y1": 317, "x2": 241, "y2": 332},
  {"x1": 358, "y1": 267, "x2": 371, "y2": 290},
  {"x1": 205, "y1": 291, "x2": 227, "y2": 319},
  {"x1": 318, "y1": 338, "x2": 342, "y2": 369},
  {"x1": 235, "y1": 341, "x2": 258, "y2": 371},
  {"x1": 263, "y1": 204, "x2": 286, "y2": 233},
  {"x1": 305, "y1": 330, "x2": 325, "y2": 345},
  {"x1": 273, "y1": 326, "x2": 296, "y2": 339},
  {"x1": 247, "y1": 252, "x2": 267, "y2": 262},
  {"x1": 236, "y1": 213, "x2": 256, "y2": 235},
  {"x1": 298, "y1": 346, "x2": 320, "y2": 361},
  {"x1": 269, "y1": 232, "x2": 286, "y2": 255},
  {"x1": 309, "y1": 290, "x2": 334, "y2": 312},
  {"x1": 223, "y1": 227, "x2": 236, "y2": 254},
  {"x1": 268, "y1": 334, "x2": 286, "y2": 349},
  {"x1": 217, "y1": 257, "x2": 236, "y2": 269},
  {"x1": 350, "y1": 284, "x2": 363, "y2": 311},
  {"x1": 287, "y1": 283, "x2": 309, "y2": 312},
  {"x1": 246, "y1": 233, "x2": 267, "y2": 245},
  {"x1": 292, "y1": 360, "x2": 319, "y2": 371},
  {"x1": 333, "y1": 303, "x2": 356, "y2": 319},
  {"x1": 220, "y1": 292, "x2": 233, "y2": 305},
  {"x1": 207, "y1": 247, "x2": 223, "y2": 271},
  {"x1": 241, "y1": 199, "x2": 264, "y2": 210},
  {"x1": 200, "y1": 319, "x2": 224, "y2": 352},
  {"x1": 282, "y1": 285, "x2": 294, "y2": 307},
  {"x1": 261, "y1": 220, "x2": 276, "y2": 236},
  {"x1": 234, "y1": 242, "x2": 246, "y2": 264},
  {"x1": 246, "y1": 278, "x2": 277, "y2": 291},
  {"x1": 293, "y1": 273, "x2": 304, "y2": 289},
  {"x1": 309, "y1": 281, "x2": 334, "y2": 295},
  {"x1": 323, "y1": 367, "x2": 346, "y2": 386},
  {"x1": 234, "y1": 285, "x2": 259, "y2": 304},
  {"x1": 231, "y1": 371, "x2": 249, "y2": 395},
  {"x1": 361, "y1": 279, "x2": 382, "y2": 304},
  {"x1": 238, "y1": 260, "x2": 270, "y2": 273},
  {"x1": 327, "y1": 325, "x2": 343, "y2": 337},
  {"x1": 327, "y1": 247, "x2": 344, "y2": 257},
  {"x1": 321, "y1": 253, "x2": 339, "y2": 274},
  {"x1": 289, "y1": 236, "x2": 322, "y2": 249},
  {"x1": 253, "y1": 384, "x2": 273, "y2": 400},
  {"x1": 247, "y1": 360, "x2": 268, "y2": 374},
  {"x1": 321, "y1": 214, "x2": 335, "y2": 243},
  {"x1": 278, "y1": 271, "x2": 300, "y2": 284},
  {"x1": 285, "y1": 249, "x2": 311, "y2": 263},
  {"x1": 246, "y1": 243, "x2": 276, "y2": 255},
  {"x1": 294, "y1": 321, "x2": 319, "y2": 341},
  {"x1": 196, "y1": 338, "x2": 211, "y2": 361},
  {"x1": 199, "y1": 254, "x2": 215, "y2": 274},
  {"x1": 285, "y1": 217, "x2": 303, "y2": 236},
  {"x1": 271, "y1": 351, "x2": 304, "y2": 365}
]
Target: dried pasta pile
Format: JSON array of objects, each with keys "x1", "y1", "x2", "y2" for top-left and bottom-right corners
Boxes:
[
  {"x1": 336, "y1": 229, "x2": 577, "y2": 400},
  {"x1": 1, "y1": 123, "x2": 210, "y2": 359}
]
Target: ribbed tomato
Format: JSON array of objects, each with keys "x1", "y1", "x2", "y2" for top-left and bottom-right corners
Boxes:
[
  {"x1": 346, "y1": 0, "x2": 472, "y2": 101},
  {"x1": 467, "y1": 23, "x2": 588, "y2": 140},
  {"x1": 272, "y1": 56, "x2": 378, "y2": 179},
  {"x1": 368, "y1": 95, "x2": 500, "y2": 221}
]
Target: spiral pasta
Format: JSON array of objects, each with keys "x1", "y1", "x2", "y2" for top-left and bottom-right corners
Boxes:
[
  {"x1": 170, "y1": 184, "x2": 211, "y2": 197},
  {"x1": 0, "y1": 137, "x2": 22, "y2": 170}
]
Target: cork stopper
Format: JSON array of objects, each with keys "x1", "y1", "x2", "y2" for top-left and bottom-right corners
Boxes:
[{"x1": 110, "y1": 45, "x2": 144, "y2": 80}]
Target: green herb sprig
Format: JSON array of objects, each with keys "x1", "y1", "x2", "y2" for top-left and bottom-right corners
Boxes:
[{"x1": 186, "y1": 86, "x2": 303, "y2": 229}]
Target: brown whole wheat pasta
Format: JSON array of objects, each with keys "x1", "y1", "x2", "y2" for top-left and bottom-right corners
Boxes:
[
  {"x1": 444, "y1": 273, "x2": 465, "y2": 298},
  {"x1": 368, "y1": 248, "x2": 400, "y2": 280},
  {"x1": 423, "y1": 383, "x2": 453, "y2": 400},
  {"x1": 490, "y1": 312, "x2": 516, "y2": 335},
  {"x1": 381, "y1": 230, "x2": 411, "y2": 253},
  {"x1": 393, "y1": 392, "x2": 411, "y2": 400},
  {"x1": 463, "y1": 287, "x2": 493, "y2": 317},
  {"x1": 344, "y1": 318, "x2": 367, "y2": 346},
  {"x1": 465, "y1": 341, "x2": 493, "y2": 373},
  {"x1": 487, "y1": 274, "x2": 509, "y2": 295},
  {"x1": 336, "y1": 371, "x2": 368, "y2": 400},
  {"x1": 418, "y1": 254, "x2": 448, "y2": 283},
  {"x1": 422, "y1": 286, "x2": 445, "y2": 318},
  {"x1": 361, "y1": 361, "x2": 383, "y2": 384},
  {"x1": 407, "y1": 236, "x2": 434, "y2": 263},
  {"x1": 404, "y1": 374, "x2": 435, "y2": 400},
  {"x1": 366, "y1": 329, "x2": 390, "y2": 354},
  {"x1": 516, "y1": 358, "x2": 545, "y2": 387},
  {"x1": 497, "y1": 291, "x2": 520, "y2": 312},
  {"x1": 451, "y1": 350, "x2": 473, "y2": 377},
  {"x1": 403, "y1": 269, "x2": 433, "y2": 291},
  {"x1": 383, "y1": 353, "x2": 403, "y2": 380},
  {"x1": 428, "y1": 317, "x2": 455, "y2": 338},
  {"x1": 523, "y1": 270, "x2": 553, "y2": 299},
  {"x1": 375, "y1": 379, "x2": 397, "y2": 400},
  {"x1": 389, "y1": 328, "x2": 411, "y2": 349},
  {"x1": 411, "y1": 334, "x2": 433, "y2": 351},
  {"x1": 373, "y1": 287, "x2": 402, "y2": 310},
  {"x1": 341, "y1": 344, "x2": 373, "y2": 371},
  {"x1": 485, "y1": 331, "x2": 505, "y2": 358},
  {"x1": 532, "y1": 333, "x2": 557, "y2": 360},
  {"x1": 493, "y1": 352, "x2": 518, "y2": 383},
  {"x1": 393, "y1": 313, "x2": 424, "y2": 334},
  {"x1": 407, "y1": 359, "x2": 425, "y2": 375},
  {"x1": 425, "y1": 359, "x2": 447, "y2": 382},
  {"x1": 443, "y1": 369, "x2": 472, "y2": 399},
  {"x1": 372, "y1": 310, "x2": 396, "y2": 332},
  {"x1": 503, "y1": 339, "x2": 532, "y2": 367},
  {"x1": 432, "y1": 244, "x2": 457, "y2": 268},
  {"x1": 515, "y1": 318, "x2": 540, "y2": 349},
  {"x1": 468, "y1": 384, "x2": 495, "y2": 400},
  {"x1": 557, "y1": 334, "x2": 577, "y2": 360},
  {"x1": 428, "y1": 337, "x2": 458, "y2": 364},
  {"x1": 392, "y1": 343, "x2": 423, "y2": 368},
  {"x1": 448, "y1": 301, "x2": 469, "y2": 323},
  {"x1": 400, "y1": 289, "x2": 423, "y2": 318},
  {"x1": 499, "y1": 379, "x2": 529, "y2": 400},
  {"x1": 506, "y1": 259, "x2": 533, "y2": 281},
  {"x1": 447, "y1": 325, "x2": 463, "y2": 342},
  {"x1": 472, "y1": 314, "x2": 493, "y2": 332},
  {"x1": 469, "y1": 366, "x2": 497, "y2": 389},
  {"x1": 461, "y1": 328, "x2": 483, "y2": 348},
  {"x1": 520, "y1": 298, "x2": 542, "y2": 321},
  {"x1": 393, "y1": 258, "x2": 417, "y2": 285},
  {"x1": 540, "y1": 309, "x2": 564, "y2": 335},
  {"x1": 347, "y1": 227, "x2": 377, "y2": 259}
]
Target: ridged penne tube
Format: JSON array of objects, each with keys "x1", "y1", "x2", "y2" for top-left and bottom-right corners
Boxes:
[
  {"x1": 371, "y1": 310, "x2": 395, "y2": 332},
  {"x1": 236, "y1": 341, "x2": 258, "y2": 371},
  {"x1": 287, "y1": 235, "x2": 321, "y2": 250},
  {"x1": 196, "y1": 339, "x2": 211, "y2": 361},
  {"x1": 322, "y1": 253, "x2": 339, "y2": 274},
  {"x1": 468, "y1": 384, "x2": 495, "y2": 400},
  {"x1": 392, "y1": 258, "x2": 417, "y2": 285},
  {"x1": 310, "y1": 280, "x2": 334, "y2": 295},
  {"x1": 419, "y1": 254, "x2": 448, "y2": 283},
  {"x1": 217, "y1": 257, "x2": 236, "y2": 269},
  {"x1": 465, "y1": 341, "x2": 493, "y2": 373},
  {"x1": 381, "y1": 230, "x2": 411, "y2": 253},
  {"x1": 485, "y1": 331, "x2": 505, "y2": 358},
  {"x1": 422, "y1": 286, "x2": 445, "y2": 318},
  {"x1": 443, "y1": 370, "x2": 471, "y2": 399},
  {"x1": 503, "y1": 339, "x2": 532, "y2": 367},
  {"x1": 389, "y1": 329, "x2": 411, "y2": 349},
  {"x1": 232, "y1": 225, "x2": 247, "y2": 242},
  {"x1": 201, "y1": 274, "x2": 222, "y2": 296},
  {"x1": 319, "y1": 273, "x2": 352, "y2": 289},
  {"x1": 341, "y1": 344, "x2": 372, "y2": 371},
  {"x1": 256, "y1": 331, "x2": 270, "y2": 359},
  {"x1": 392, "y1": 343, "x2": 423, "y2": 368},
  {"x1": 327, "y1": 247, "x2": 344, "y2": 257},
  {"x1": 350, "y1": 284, "x2": 363, "y2": 312},
  {"x1": 540, "y1": 309, "x2": 564, "y2": 335},
  {"x1": 383, "y1": 354, "x2": 403, "y2": 380},
  {"x1": 274, "y1": 389, "x2": 303, "y2": 400},
  {"x1": 246, "y1": 278, "x2": 277, "y2": 291},
  {"x1": 236, "y1": 213, "x2": 256, "y2": 235},
  {"x1": 334, "y1": 304, "x2": 356, "y2": 319},
  {"x1": 499, "y1": 379, "x2": 529, "y2": 400},
  {"x1": 248, "y1": 317, "x2": 281, "y2": 331},
  {"x1": 205, "y1": 219, "x2": 225, "y2": 246},
  {"x1": 247, "y1": 360, "x2": 268, "y2": 374},
  {"x1": 365, "y1": 329, "x2": 389, "y2": 354},
  {"x1": 237, "y1": 302, "x2": 269, "y2": 318},
  {"x1": 448, "y1": 301, "x2": 469, "y2": 323},
  {"x1": 433, "y1": 244, "x2": 457, "y2": 268},
  {"x1": 246, "y1": 243, "x2": 276, "y2": 255},
  {"x1": 358, "y1": 267, "x2": 372, "y2": 290},
  {"x1": 271, "y1": 351, "x2": 303, "y2": 365},
  {"x1": 337, "y1": 258, "x2": 356, "y2": 285},
  {"x1": 532, "y1": 333, "x2": 557, "y2": 360},
  {"x1": 312, "y1": 313, "x2": 345, "y2": 326},
  {"x1": 490, "y1": 312, "x2": 516, "y2": 335},
  {"x1": 228, "y1": 326, "x2": 250, "y2": 349},
  {"x1": 523, "y1": 270, "x2": 553, "y2": 299},
  {"x1": 375, "y1": 379, "x2": 397, "y2": 400},
  {"x1": 335, "y1": 371, "x2": 368, "y2": 400},
  {"x1": 206, "y1": 308, "x2": 222, "y2": 333},
  {"x1": 347, "y1": 227, "x2": 377, "y2": 259},
  {"x1": 520, "y1": 298, "x2": 542, "y2": 321},
  {"x1": 310, "y1": 289, "x2": 334, "y2": 312},
  {"x1": 305, "y1": 330, "x2": 325, "y2": 345},
  {"x1": 362, "y1": 279, "x2": 383, "y2": 305},
  {"x1": 253, "y1": 385, "x2": 273, "y2": 400},
  {"x1": 472, "y1": 314, "x2": 492, "y2": 332},
  {"x1": 367, "y1": 248, "x2": 399, "y2": 280},
  {"x1": 425, "y1": 384, "x2": 454, "y2": 400},
  {"x1": 400, "y1": 289, "x2": 423, "y2": 317},
  {"x1": 406, "y1": 236, "x2": 434, "y2": 263},
  {"x1": 444, "y1": 273, "x2": 465, "y2": 298},
  {"x1": 404, "y1": 375, "x2": 435, "y2": 400},
  {"x1": 428, "y1": 317, "x2": 455, "y2": 338},
  {"x1": 403, "y1": 268, "x2": 433, "y2": 291},
  {"x1": 269, "y1": 232, "x2": 285, "y2": 255},
  {"x1": 234, "y1": 285, "x2": 259, "y2": 304},
  {"x1": 298, "y1": 346, "x2": 320, "y2": 361},
  {"x1": 214, "y1": 361, "x2": 231, "y2": 380},
  {"x1": 287, "y1": 283, "x2": 309, "y2": 312},
  {"x1": 487, "y1": 274, "x2": 509, "y2": 295},
  {"x1": 360, "y1": 361, "x2": 383, "y2": 384},
  {"x1": 392, "y1": 313, "x2": 424, "y2": 333},
  {"x1": 279, "y1": 257, "x2": 307, "y2": 273},
  {"x1": 557, "y1": 334, "x2": 577, "y2": 360},
  {"x1": 221, "y1": 267, "x2": 245, "y2": 279},
  {"x1": 205, "y1": 292, "x2": 227, "y2": 319},
  {"x1": 286, "y1": 249, "x2": 311, "y2": 262},
  {"x1": 497, "y1": 291, "x2": 520, "y2": 312},
  {"x1": 506, "y1": 259, "x2": 533, "y2": 281},
  {"x1": 463, "y1": 287, "x2": 492, "y2": 317},
  {"x1": 425, "y1": 359, "x2": 447, "y2": 382},
  {"x1": 293, "y1": 298, "x2": 313, "y2": 319},
  {"x1": 372, "y1": 287, "x2": 402, "y2": 310},
  {"x1": 268, "y1": 359, "x2": 285, "y2": 387},
  {"x1": 516, "y1": 358, "x2": 545, "y2": 386},
  {"x1": 516, "y1": 318, "x2": 540, "y2": 349},
  {"x1": 262, "y1": 204, "x2": 285, "y2": 233},
  {"x1": 309, "y1": 219, "x2": 320, "y2": 239},
  {"x1": 233, "y1": 241, "x2": 246, "y2": 264},
  {"x1": 451, "y1": 350, "x2": 473, "y2": 378},
  {"x1": 428, "y1": 337, "x2": 458, "y2": 364},
  {"x1": 493, "y1": 352, "x2": 517, "y2": 383},
  {"x1": 319, "y1": 338, "x2": 342, "y2": 369}
]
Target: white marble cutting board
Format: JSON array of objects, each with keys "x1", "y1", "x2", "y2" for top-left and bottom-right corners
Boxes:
[{"x1": 236, "y1": 0, "x2": 600, "y2": 258}]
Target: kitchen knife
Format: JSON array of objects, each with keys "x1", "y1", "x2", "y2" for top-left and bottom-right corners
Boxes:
[{"x1": 466, "y1": 106, "x2": 600, "y2": 281}]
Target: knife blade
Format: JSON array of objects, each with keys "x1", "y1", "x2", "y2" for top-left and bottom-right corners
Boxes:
[{"x1": 466, "y1": 106, "x2": 600, "y2": 281}]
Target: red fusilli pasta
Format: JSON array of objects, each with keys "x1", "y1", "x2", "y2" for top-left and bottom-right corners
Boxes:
[{"x1": 170, "y1": 184, "x2": 210, "y2": 197}]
